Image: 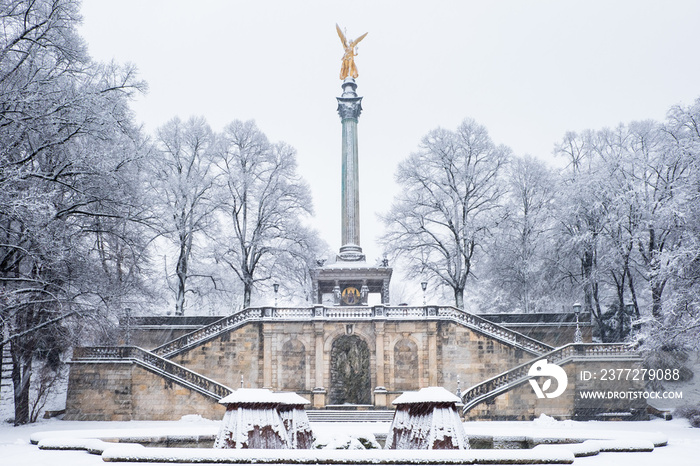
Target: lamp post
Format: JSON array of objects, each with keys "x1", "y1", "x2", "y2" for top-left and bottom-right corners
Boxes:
[
  {"x1": 421, "y1": 281, "x2": 428, "y2": 306},
  {"x1": 573, "y1": 302, "x2": 583, "y2": 343},
  {"x1": 273, "y1": 283, "x2": 280, "y2": 307}
]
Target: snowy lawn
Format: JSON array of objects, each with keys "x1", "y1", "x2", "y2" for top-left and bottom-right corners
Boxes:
[{"x1": 0, "y1": 416, "x2": 698, "y2": 465}]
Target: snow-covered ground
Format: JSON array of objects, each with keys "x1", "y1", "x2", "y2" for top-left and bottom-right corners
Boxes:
[{"x1": 0, "y1": 416, "x2": 699, "y2": 465}]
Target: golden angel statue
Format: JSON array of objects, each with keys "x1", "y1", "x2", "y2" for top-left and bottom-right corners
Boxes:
[{"x1": 336, "y1": 24, "x2": 368, "y2": 80}]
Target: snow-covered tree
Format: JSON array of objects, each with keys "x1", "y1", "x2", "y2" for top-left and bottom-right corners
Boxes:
[
  {"x1": 212, "y1": 120, "x2": 316, "y2": 308},
  {"x1": 643, "y1": 98, "x2": 700, "y2": 349},
  {"x1": 485, "y1": 155, "x2": 558, "y2": 313},
  {"x1": 554, "y1": 130, "x2": 610, "y2": 338},
  {"x1": 0, "y1": 0, "x2": 148, "y2": 424},
  {"x1": 147, "y1": 116, "x2": 217, "y2": 315},
  {"x1": 382, "y1": 119, "x2": 510, "y2": 309}
]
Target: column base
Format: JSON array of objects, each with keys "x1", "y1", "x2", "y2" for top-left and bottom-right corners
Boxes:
[
  {"x1": 338, "y1": 244, "x2": 365, "y2": 262},
  {"x1": 374, "y1": 386, "x2": 388, "y2": 408},
  {"x1": 312, "y1": 388, "x2": 327, "y2": 409}
]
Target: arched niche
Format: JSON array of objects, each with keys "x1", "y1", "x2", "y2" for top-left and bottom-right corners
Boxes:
[
  {"x1": 329, "y1": 334, "x2": 371, "y2": 405},
  {"x1": 393, "y1": 338, "x2": 419, "y2": 391},
  {"x1": 280, "y1": 339, "x2": 306, "y2": 391}
]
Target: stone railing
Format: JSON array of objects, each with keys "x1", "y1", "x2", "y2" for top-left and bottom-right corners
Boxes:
[
  {"x1": 461, "y1": 342, "x2": 639, "y2": 414},
  {"x1": 149, "y1": 305, "x2": 555, "y2": 359},
  {"x1": 73, "y1": 346, "x2": 232, "y2": 401},
  {"x1": 324, "y1": 307, "x2": 373, "y2": 319},
  {"x1": 436, "y1": 307, "x2": 553, "y2": 355},
  {"x1": 152, "y1": 307, "x2": 264, "y2": 357}
]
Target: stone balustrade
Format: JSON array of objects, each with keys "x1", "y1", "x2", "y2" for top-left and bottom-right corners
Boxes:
[
  {"x1": 146, "y1": 305, "x2": 555, "y2": 359},
  {"x1": 73, "y1": 345, "x2": 232, "y2": 401}
]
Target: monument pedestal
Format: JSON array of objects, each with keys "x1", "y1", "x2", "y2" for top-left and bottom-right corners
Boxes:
[{"x1": 311, "y1": 262, "x2": 392, "y2": 305}]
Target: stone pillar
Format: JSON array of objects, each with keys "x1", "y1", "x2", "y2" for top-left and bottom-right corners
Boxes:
[
  {"x1": 428, "y1": 321, "x2": 438, "y2": 386},
  {"x1": 337, "y1": 78, "x2": 365, "y2": 261},
  {"x1": 374, "y1": 320, "x2": 387, "y2": 408},
  {"x1": 263, "y1": 324, "x2": 273, "y2": 389},
  {"x1": 382, "y1": 278, "x2": 391, "y2": 305},
  {"x1": 313, "y1": 322, "x2": 326, "y2": 407},
  {"x1": 375, "y1": 321, "x2": 386, "y2": 387},
  {"x1": 361, "y1": 282, "x2": 369, "y2": 305}
]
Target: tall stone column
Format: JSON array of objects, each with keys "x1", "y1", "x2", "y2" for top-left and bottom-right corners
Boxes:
[{"x1": 337, "y1": 78, "x2": 365, "y2": 261}]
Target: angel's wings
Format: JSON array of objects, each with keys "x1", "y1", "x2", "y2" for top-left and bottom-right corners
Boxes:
[
  {"x1": 350, "y1": 32, "x2": 368, "y2": 48},
  {"x1": 336, "y1": 24, "x2": 368, "y2": 49},
  {"x1": 336, "y1": 24, "x2": 347, "y2": 47}
]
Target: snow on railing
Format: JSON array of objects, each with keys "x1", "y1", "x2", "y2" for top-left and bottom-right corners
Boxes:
[
  {"x1": 386, "y1": 306, "x2": 427, "y2": 317},
  {"x1": 460, "y1": 342, "x2": 638, "y2": 413},
  {"x1": 73, "y1": 346, "x2": 233, "y2": 401},
  {"x1": 324, "y1": 307, "x2": 373, "y2": 319},
  {"x1": 272, "y1": 308, "x2": 314, "y2": 319}
]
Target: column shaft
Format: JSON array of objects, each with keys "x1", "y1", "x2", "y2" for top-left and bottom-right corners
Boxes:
[{"x1": 341, "y1": 118, "x2": 360, "y2": 249}]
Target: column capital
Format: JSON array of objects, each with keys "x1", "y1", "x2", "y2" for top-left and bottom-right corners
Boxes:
[{"x1": 337, "y1": 78, "x2": 362, "y2": 120}]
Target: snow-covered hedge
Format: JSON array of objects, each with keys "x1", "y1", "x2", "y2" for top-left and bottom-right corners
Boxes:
[{"x1": 313, "y1": 432, "x2": 381, "y2": 450}]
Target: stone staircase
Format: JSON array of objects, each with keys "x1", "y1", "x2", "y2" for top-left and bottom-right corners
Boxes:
[
  {"x1": 71, "y1": 306, "x2": 563, "y2": 412},
  {"x1": 72, "y1": 305, "x2": 558, "y2": 409},
  {"x1": 460, "y1": 342, "x2": 640, "y2": 414},
  {"x1": 306, "y1": 409, "x2": 395, "y2": 422},
  {"x1": 72, "y1": 346, "x2": 232, "y2": 401},
  {"x1": 1, "y1": 344, "x2": 12, "y2": 399},
  {"x1": 69, "y1": 307, "x2": 648, "y2": 421}
]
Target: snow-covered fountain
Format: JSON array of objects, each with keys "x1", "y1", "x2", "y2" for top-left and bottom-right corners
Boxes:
[
  {"x1": 386, "y1": 386, "x2": 469, "y2": 450},
  {"x1": 277, "y1": 392, "x2": 314, "y2": 449},
  {"x1": 214, "y1": 388, "x2": 313, "y2": 449}
]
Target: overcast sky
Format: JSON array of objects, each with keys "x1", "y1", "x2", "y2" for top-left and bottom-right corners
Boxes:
[{"x1": 79, "y1": 0, "x2": 700, "y2": 266}]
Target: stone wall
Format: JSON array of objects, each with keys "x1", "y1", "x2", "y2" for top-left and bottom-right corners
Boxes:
[
  {"x1": 130, "y1": 365, "x2": 225, "y2": 420},
  {"x1": 169, "y1": 322, "x2": 263, "y2": 390},
  {"x1": 65, "y1": 361, "x2": 225, "y2": 421},
  {"x1": 65, "y1": 316, "x2": 638, "y2": 421},
  {"x1": 65, "y1": 362, "x2": 134, "y2": 421},
  {"x1": 438, "y1": 322, "x2": 534, "y2": 393}
]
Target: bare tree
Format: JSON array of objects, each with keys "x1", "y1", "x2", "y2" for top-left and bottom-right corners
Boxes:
[
  {"x1": 148, "y1": 116, "x2": 217, "y2": 315},
  {"x1": 212, "y1": 120, "x2": 314, "y2": 308},
  {"x1": 0, "y1": 0, "x2": 148, "y2": 424},
  {"x1": 486, "y1": 155, "x2": 558, "y2": 313},
  {"x1": 382, "y1": 119, "x2": 510, "y2": 308}
]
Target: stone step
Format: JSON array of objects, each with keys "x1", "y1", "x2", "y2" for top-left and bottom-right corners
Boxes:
[
  {"x1": 1, "y1": 345, "x2": 11, "y2": 389},
  {"x1": 306, "y1": 409, "x2": 395, "y2": 422}
]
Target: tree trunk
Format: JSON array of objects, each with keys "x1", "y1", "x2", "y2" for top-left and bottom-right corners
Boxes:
[
  {"x1": 10, "y1": 340, "x2": 32, "y2": 426},
  {"x1": 175, "y1": 237, "x2": 189, "y2": 316},
  {"x1": 592, "y1": 282, "x2": 607, "y2": 341},
  {"x1": 454, "y1": 288, "x2": 464, "y2": 309},
  {"x1": 645, "y1": 227, "x2": 666, "y2": 321},
  {"x1": 626, "y1": 267, "x2": 640, "y2": 319},
  {"x1": 243, "y1": 283, "x2": 252, "y2": 309},
  {"x1": 651, "y1": 280, "x2": 666, "y2": 321},
  {"x1": 612, "y1": 271, "x2": 626, "y2": 341}
]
